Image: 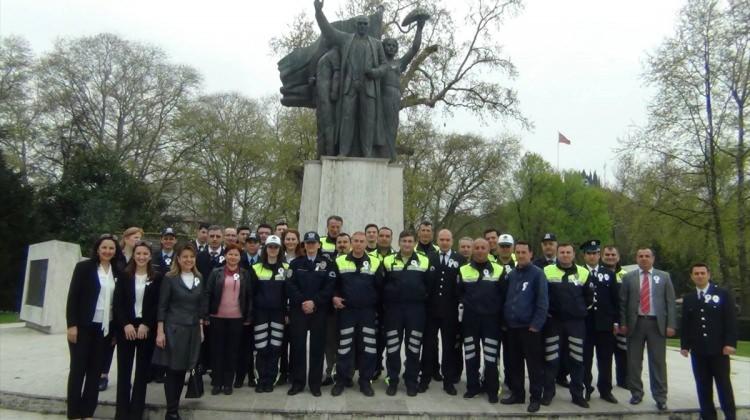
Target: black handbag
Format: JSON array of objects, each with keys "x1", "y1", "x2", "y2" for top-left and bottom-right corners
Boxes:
[{"x1": 185, "y1": 368, "x2": 204, "y2": 398}]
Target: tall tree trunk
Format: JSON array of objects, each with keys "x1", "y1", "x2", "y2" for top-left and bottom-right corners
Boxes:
[{"x1": 733, "y1": 91, "x2": 748, "y2": 295}]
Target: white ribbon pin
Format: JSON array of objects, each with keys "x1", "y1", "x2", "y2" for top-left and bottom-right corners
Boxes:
[
  {"x1": 233, "y1": 273, "x2": 240, "y2": 281},
  {"x1": 712, "y1": 295, "x2": 720, "y2": 304},
  {"x1": 653, "y1": 275, "x2": 660, "y2": 284}
]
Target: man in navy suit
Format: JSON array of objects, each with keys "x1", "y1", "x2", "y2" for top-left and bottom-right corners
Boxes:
[{"x1": 680, "y1": 263, "x2": 737, "y2": 420}]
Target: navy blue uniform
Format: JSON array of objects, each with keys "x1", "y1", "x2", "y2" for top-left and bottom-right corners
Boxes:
[{"x1": 582, "y1": 265, "x2": 619, "y2": 398}]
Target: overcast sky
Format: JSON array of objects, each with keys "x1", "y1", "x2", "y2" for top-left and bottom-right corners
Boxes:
[{"x1": 1, "y1": 0, "x2": 685, "y2": 182}]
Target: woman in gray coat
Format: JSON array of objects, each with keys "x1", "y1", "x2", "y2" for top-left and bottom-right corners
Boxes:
[{"x1": 153, "y1": 243, "x2": 203, "y2": 420}]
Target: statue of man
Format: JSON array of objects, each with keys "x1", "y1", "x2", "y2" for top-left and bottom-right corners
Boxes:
[
  {"x1": 312, "y1": 46, "x2": 341, "y2": 156},
  {"x1": 380, "y1": 20, "x2": 426, "y2": 160},
  {"x1": 313, "y1": 0, "x2": 387, "y2": 158}
]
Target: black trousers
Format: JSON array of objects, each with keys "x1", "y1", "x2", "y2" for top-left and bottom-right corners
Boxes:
[
  {"x1": 583, "y1": 330, "x2": 615, "y2": 395},
  {"x1": 690, "y1": 353, "x2": 736, "y2": 420},
  {"x1": 375, "y1": 305, "x2": 385, "y2": 374},
  {"x1": 280, "y1": 323, "x2": 291, "y2": 379},
  {"x1": 614, "y1": 333, "x2": 628, "y2": 386},
  {"x1": 235, "y1": 324, "x2": 255, "y2": 385},
  {"x1": 384, "y1": 303, "x2": 425, "y2": 387},
  {"x1": 543, "y1": 317, "x2": 585, "y2": 399},
  {"x1": 199, "y1": 323, "x2": 211, "y2": 371},
  {"x1": 67, "y1": 323, "x2": 106, "y2": 419},
  {"x1": 209, "y1": 317, "x2": 243, "y2": 388},
  {"x1": 462, "y1": 309, "x2": 501, "y2": 395},
  {"x1": 421, "y1": 312, "x2": 459, "y2": 386},
  {"x1": 101, "y1": 323, "x2": 116, "y2": 376},
  {"x1": 501, "y1": 328, "x2": 511, "y2": 387},
  {"x1": 164, "y1": 369, "x2": 186, "y2": 416},
  {"x1": 254, "y1": 309, "x2": 285, "y2": 387},
  {"x1": 115, "y1": 321, "x2": 155, "y2": 420},
  {"x1": 507, "y1": 327, "x2": 544, "y2": 402},
  {"x1": 289, "y1": 308, "x2": 328, "y2": 388},
  {"x1": 335, "y1": 306, "x2": 377, "y2": 385}
]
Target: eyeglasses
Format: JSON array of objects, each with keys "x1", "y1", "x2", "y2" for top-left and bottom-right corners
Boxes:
[{"x1": 134, "y1": 240, "x2": 153, "y2": 248}]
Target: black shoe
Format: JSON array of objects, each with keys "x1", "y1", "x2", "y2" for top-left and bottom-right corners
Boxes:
[
  {"x1": 165, "y1": 413, "x2": 181, "y2": 420},
  {"x1": 154, "y1": 374, "x2": 165, "y2": 384},
  {"x1": 501, "y1": 394, "x2": 525, "y2": 405},
  {"x1": 540, "y1": 394, "x2": 554, "y2": 406},
  {"x1": 629, "y1": 395, "x2": 643, "y2": 405},
  {"x1": 432, "y1": 372, "x2": 443, "y2": 382},
  {"x1": 98, "y1": 377, "x2": 108, "y2": 391},
  {"x1": 331, "y1": 383, "x2": 345, "y2": 396},
  {"x1": 310, "y1": 387, "x2": 322, "y2": 397},
  {"x1": 488, "y1": 393, "x2": 499, "y2": 404},
  {"x1": 266, "y1": 384, "x2": 274, "y2": 392},
  {"x1": 406, "y1": 386, "x2": 418, "y2": 397},
  {"x1": 255, "y1": 385, "x2": 265, "y2": 393},
  {"x1": 211, "y1": 386, "x2": 221, "y2": 395},
  {"x1": 322, "y1": 376, "x2": 334, "y2": 386},
  {"x1": 527, "y1": 401, "x2": 540, "y2": 413},
  {"x1": 360, "y1": 382, "x2": 375, "y2": 397},
  {"x1": 572, "y1": 396, "x2": 590, "y2": 408},
  {"x1": 585, "y1": 387, "x2": 593, "y2": 401},
  {"x1": 234, "y1": 378, "x2": 244, "y2": 388},
  {"x1": 556, "y1": 377, "x2": 569, "y2": 388},
  {"x1": 344, "y1": 377, "x2": 354, "y2": 387},
  {"x1": 656, "y1": 402, "x2": 668, "y2": 411},
  {"x1": 223, "y1": 386, "x2": 233, "y2": 395},
  {"x1": 463, "y1": 390, "x2": 480, "y2": 399},
  {"x1": 287, "y1": 384, "x2": 304, "y2": 396},
  {"x1": 417, "y1": 382, "x2": 428, "y2": 393},
  {"x1": 601, "y1": 393, "x2": 618, "y2": 404},
  {"x1": 443, "y1": 383, "x2": 457, "y2": 396},
  {"x1": 386, "y1": 382, "x2": 398, "y2": 396},
  {"x1": 372, "y1": 370, "x2": 382, "y2": 381},
  {"x1": 247, "y1": 377, "x2": 257, "y2": 387}
]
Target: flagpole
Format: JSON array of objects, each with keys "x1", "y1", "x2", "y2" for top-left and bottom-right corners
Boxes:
[{"x1": 557, "y1": 137, "x2": 560, "y2": 173}]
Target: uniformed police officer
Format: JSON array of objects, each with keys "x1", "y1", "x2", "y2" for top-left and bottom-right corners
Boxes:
[
  {"x1": 542, "y1": 243, "x2": 592, "y2": 408},
  {"x1": 680, "y1": 263, "x2": 737, "y2": 420},
  {"x1": 601, "y1": 245, "x2": 628, "y2": 388},
  {"x1": 382, "y1": 231, "x2": 431, "y2": 397},
  {"x1": 533, "y1": 233, "x2": 557, "y2": 268},
  {"x1": 286, "y1": 232, "x2": 336, "y2": 397},
  {"x1": 416, "y1": 221, "x2": 440, "y2": 257},
  {"x1": 330, "y1": 231, "x2": 382, "y2": 397},
  {"x1": 320, "y1": 215, "x2": 343, "y2": 260},
  {"x1": 420, "y1": 229, "x2": 464, "y2": 395},
  {"x1": 580, "y1": 240, "x2": 619, "y2": 403},
  {"x1": 458, "y1": 238, "x2": 505, "y2": 404},
  {"x1": 372, "y1": 226, "x2": 394, "y2": 381},
  {"x1": 496, "y1": 233, "x2": 516, "y2": 391},
  {"x1": 249, "y1": 235, "x2": 290, "y2": 393},
  {"x1": 155, "y1": 227, "x2": 178, "y2": 275}
]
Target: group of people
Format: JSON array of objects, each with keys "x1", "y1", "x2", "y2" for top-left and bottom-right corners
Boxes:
[{"x1": 65, "y1": 217, "x2": 738, "y2": 420}]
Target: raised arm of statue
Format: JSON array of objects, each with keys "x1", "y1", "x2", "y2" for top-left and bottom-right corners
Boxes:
[
  {"x1": 399, "y1": 20, "x2": 425, "y2": 72},
  {"x1": 314, "y1": 0, "x2": 347, "y2": 48}
]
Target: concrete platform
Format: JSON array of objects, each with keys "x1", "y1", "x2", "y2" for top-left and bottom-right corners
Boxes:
[{"x1": 1, "y1": 324, "x2": 748, "y2": 419}]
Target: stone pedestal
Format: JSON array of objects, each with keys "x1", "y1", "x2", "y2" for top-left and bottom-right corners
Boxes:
[
  {"x1": 299, "y1": 157, "x2": 404, "y2": 247},
  {"x1": 20, "y1": 240, "x2": 82, "y2": 333}
]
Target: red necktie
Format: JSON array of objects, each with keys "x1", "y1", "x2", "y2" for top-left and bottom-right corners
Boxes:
[{"x1": 640, "y1": 271, "x2": 651, "y2": 314}]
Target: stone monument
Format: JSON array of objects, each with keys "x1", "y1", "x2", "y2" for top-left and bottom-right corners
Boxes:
[
  {"x1": 278, "y1": 0, "x2": 429, "y2": 236},
  {"x1": 20, "y1": 240, "x2": 82, "y2": 333}
]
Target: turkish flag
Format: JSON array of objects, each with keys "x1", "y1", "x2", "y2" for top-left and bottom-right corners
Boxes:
[{"x1": 558, "y1": 132, "x2": 571, "y2": 145}]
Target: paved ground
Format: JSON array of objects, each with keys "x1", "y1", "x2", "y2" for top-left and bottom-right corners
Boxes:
[{"x1": 1, "y1": 323, "x2": 748, "y2": 419}]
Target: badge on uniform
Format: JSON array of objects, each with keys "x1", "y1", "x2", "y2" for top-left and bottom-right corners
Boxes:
[
  {"x1": 411, "y1": 260, "x2": 419, "y2": 267},
  {"x1": 597, "y1": 273, "x2": 604, "y2": 281},
  {"x1": 604, "y1": 273, "x2": 610, "y2": 281},
  {"x1": 483, "y1": 269, "x2": 490, "y2": 277},
  {"x1": 653, "y1": 275, "x2": 660, "y2": 284},
  {"x1": 319, "y1": 261, "x2": 327, "y2": 270},
  {"x1": 504, "y1": 265, "x2": 512, "y2": 273},
  {"x1": 362, "y1": 261, "x2": 370, "y2": 271},
  {"x1": 233, "y1": 273, "x2": 240, "y2": 281},
  {"x1": 704, "y1": 293, "x2": 712, "y2": 304},
  {"x1": 449, "y1": 260, "x2": 459, "y2": 269},
  {"x1": 712, "y1": 295, "x2": 720, "y2": 303}
]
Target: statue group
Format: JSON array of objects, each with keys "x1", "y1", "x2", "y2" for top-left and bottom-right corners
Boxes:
[{"x1": 278, "y1": 1, "x2": 430, "y2": 160}]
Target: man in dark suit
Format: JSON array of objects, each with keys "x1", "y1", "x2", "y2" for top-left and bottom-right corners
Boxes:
[
  {"x1": 155, "y1": 228, "x2": 177, "y2": 275},
  {"x1": 619, "y1": 247, "x2": 676, "y2": 411},
  {"x1": 680, "y1": 263, "x2": 737, "y2": 420},
  {"x1": 196, "y1": 225, "x2": 225, "y2": 280},
  {"x1": 419, "y1": 228, "x2": 464, "y2": 395}
]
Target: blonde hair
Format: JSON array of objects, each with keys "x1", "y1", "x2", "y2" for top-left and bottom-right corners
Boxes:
[
  {"x1": 120, "y1": 227, "x2": 144, "y2": 248},
  {"x1": 167, "y1": 243, "x2": 202, "y2": 278}
]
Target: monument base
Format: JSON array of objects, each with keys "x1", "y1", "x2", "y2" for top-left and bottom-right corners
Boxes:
[{"x1": 299, "y1": 156, "x2": 404, "y2": 246}]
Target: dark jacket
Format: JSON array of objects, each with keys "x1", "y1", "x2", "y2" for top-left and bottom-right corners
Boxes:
[
  {"x1": 583, "y1": 265, "x2": 620, "y2": 331},
  {"x1": 286, "y1": 254, "x2": 336, "y2": 311},
  {"x1": 680, "y1": 283, "x2": 737, "y2": 356},
  {"x1": 113, "y1": 271, "x2": 162, "y2": 330},
  {"x1": 333, "y1": 252, "x2": 383, "y2": 309},
  {"x1": 154, "y1": 249, "x2": 176, "y2": 276},
  {"x1": 250, "y1": 261, "x2": 289, "y2": 311},
  {"x1": 240, "y1": 252, "x2": 260, "y2": 271},
  {"x1": 202, "y1": 266, "x2": 252, "y2": 322},
  {"x1": 66, "y1": 259, "x2": 123, "y2": 328},
  {"x1": 382, "y1": 252, "x2": 431, "y2": 304},
  {"x1": 544, "y1": 263, "x2": 592, "y2": 320},
  {"x1": 196, "y1": 247, "x2": 226, "y2": 280},
  {"x1": 504, "y1": 263, "x2": 549, "y2": 331},
  {"x1": 427, "y1": 251, "x2": 465, "y2": 317},
  {"x1": 158, "y1": 272, "x2": 203, "y2": 326},
  {"x1": 457, "y1": 260, "x2": 505, "y2": 316},
  {"x1": 532, "y1": 256, "x2": 556, "y2": 269}
]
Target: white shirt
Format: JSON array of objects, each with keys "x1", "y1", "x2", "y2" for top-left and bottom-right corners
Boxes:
[
  {"x1": 94, "y1": 264, "x2": 115, "y2": 335},
  {"x1": 134, "y1": 273, "x2": 148, "y2": 318},
  {"x1": 638, "y1": 268, "x2": 655, "y2": 316},
  {"x1": 181, "y1": 272, "x2": 196, "y2": 289},
  {"x1": 696, "y1": 283, "x2": 710, "y2": 299},
  {"x1": 439, "y1": 250, "x2": 452, "y2": 265}
]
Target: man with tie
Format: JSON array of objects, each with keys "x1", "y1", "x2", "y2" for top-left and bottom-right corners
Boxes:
[
  {"x1": 680, "y1": 263, "x2": 737, "y2": 420},
  {"x1": 419, "y1": 229, "x2": 465, "y2": 395},
  {"x1": 194, "y1": 223, "x2": 209, "y2": 253},
  {"x1": 197, "y1": 226, "x2": 226, "y2": 280},
  {"x1": 619, "y1": 248, "x2": 676, "y2": 411},
  {"x1": 533, "y1": 233, "x2": 557, "y2": 268}
]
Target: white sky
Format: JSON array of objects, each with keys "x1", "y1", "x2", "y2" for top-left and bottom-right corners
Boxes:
[{"x1": 1, "y1": 0, "x2": 685, "y2": 182}]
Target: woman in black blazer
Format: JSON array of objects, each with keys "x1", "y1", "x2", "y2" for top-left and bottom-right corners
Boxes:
[
  {"x1": 66, "y1": 234, "x2": 122, "y2": 420},
  {"x1": 153, "y1": 243, "x2": 204, "y2": 420},
  {"x1": 113, "y1": 241, "x2": 161, "y2": 420},
  {"x1": 202, "y1": 243, "x2": 252, "y2": 395}
]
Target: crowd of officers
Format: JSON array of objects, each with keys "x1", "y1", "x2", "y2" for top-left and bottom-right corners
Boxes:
[{"x1": 65, "y1": 216, "x2": 738, "y2": 420}]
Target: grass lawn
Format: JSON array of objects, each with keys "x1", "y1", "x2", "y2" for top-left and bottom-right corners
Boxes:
[
  {"x1": 0, "y1": 312, "x2": 20, "y2": 324},
  {"x1": 667, "y1": 338, "x2": 750, "y2": 358}
]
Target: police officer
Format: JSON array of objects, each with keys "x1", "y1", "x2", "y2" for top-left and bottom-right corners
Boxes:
[
  {"x1": 680, "y1": 263, "x2": 737, "y2": 420},
  {"x1": 381, "y1": 231, "x2": 431, "y2": 397},
  {"x1": 330, "y1": 231, "x2": 382, "y2": 397},
  {"x1": 495, "y1": 233, "x2": 516, "y2": 390},
  {"x1": 542, "y1": 243, "x2": 592, "y2": 408},
  {"x1": 601, "y1": 245, "x2": 628, "y2": 388},
  {"x1": 580, "y1": 240, "x2": 619, "y2": 403},
  {"x1": 372, "y1": 226, "x2": 394, "y2": 381},
  {"x1": 458, "y1": 238, "x2": 505, "y2": 404},
  {"x1": 416, "y1": 221, "x2": 439, "y2": 257},
  {"x1": 286, "y1": 232, "x2": 336, "y2": 397},
  {"x1": 155, "y1": 227, "x2": 177, "y2": 275},
  {"x1": 533, "y1": 233, "x2": 557, "y2": 268},
  {"x1": 249, "y1": 235, "x2": 290, "y2": 393},
  {"x1": 364, "y1": 223, "x2": 379, "y2": 253},
  {"x1": 420, "y1": 229, "x2": 464, "y2": 395},
  {"x1": 320, "y1": 215, "x2": 343, "y2": 260}
]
